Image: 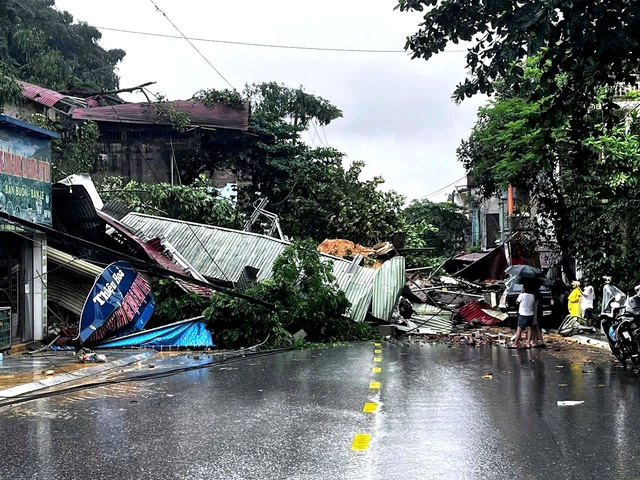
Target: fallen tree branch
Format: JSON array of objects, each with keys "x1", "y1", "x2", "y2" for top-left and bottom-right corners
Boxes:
[{"x1": 60, "y1": 81, "x2": 157, "y2": 97}]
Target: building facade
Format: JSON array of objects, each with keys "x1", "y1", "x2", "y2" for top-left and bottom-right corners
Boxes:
[{"x1": 0, "y1": 115, "x2": 58, "y2": 349}]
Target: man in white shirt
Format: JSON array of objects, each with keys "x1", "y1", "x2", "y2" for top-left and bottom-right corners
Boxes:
[
  {"x1": 581, "y1": 279, "x2": 595, "y2": 326},
  {"x1": 510, "y1": 285, "x2": 535, "y2": 348}
]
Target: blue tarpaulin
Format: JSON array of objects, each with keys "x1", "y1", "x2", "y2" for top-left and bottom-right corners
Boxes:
[{"x1": 95, "y1": 317, "x2": 214, "y2": 350}]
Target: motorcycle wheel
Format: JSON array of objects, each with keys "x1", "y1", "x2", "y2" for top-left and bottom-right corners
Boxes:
[{"x1": 606, "y1": 337, "x2": 627, "y2": 367}]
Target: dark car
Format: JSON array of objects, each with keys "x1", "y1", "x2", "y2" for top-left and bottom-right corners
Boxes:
[{"x1": 499, "y1": 276, "x2": 555, "y2": 328}]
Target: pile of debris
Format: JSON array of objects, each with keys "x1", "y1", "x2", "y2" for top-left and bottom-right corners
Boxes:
[
  {"x1": 318, "y1": 239, "x2": 396, "y2": 268},
  {"x1": 384, "y1": 271, "x2": 509, "y2": 338}
]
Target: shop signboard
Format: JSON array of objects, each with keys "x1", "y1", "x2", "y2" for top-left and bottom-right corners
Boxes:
[
  {"x1": 0, "y1": 119, "x2": 55, "y2": 227},
  {"x1": 78, "y1": 261, "x2": 155, "y2": 344}
]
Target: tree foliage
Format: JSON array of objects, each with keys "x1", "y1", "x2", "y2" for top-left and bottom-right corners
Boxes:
[
  {"x1": 458, "y1": 57, "x2": 640, "y2": 289},
  {"x1": 100, "y1": 174, "x2": 240, "y2": 228},
  {"x1": 25, "y1": 113, "x2": 100, "y2": 182},
  {"x1": 204, "y1": 239, "x2": 365, "y2": 349},
  {"x1": 397, "y1": 0, "x2": 640, "y2": 121},
  {"x1": 0, "y1": 60, "x2": 22, "y2": 113},
  {"x1": 574, "y1": 121, "x2": 640, "y2": 291},
  {"x1": 0, "y1": 0, "x2": 125, "y2": 91},
  {"x1": 194, "y1": 82, "x2": 404, "y2": 245},
  {"x1": 403, "y1": 200, "x2": 469, "y2": 257},
  {"x1": 397, "y1": 1, "x2": 640, "y2": 283}
]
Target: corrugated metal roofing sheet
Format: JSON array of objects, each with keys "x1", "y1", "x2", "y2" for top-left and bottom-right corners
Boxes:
[
  {"x1": 121, "y1": 213, "x2": 290, "y2": 282},
  {"x1": 48, "y1": 247, "x2": 103, "y2": 278},
  {"x1": 371, "y1": 256, "x2": 406, "y2": 321},
  {"x1": 18, "y1": 80, "x2": 67, "y2": 108},
  {"x1": 120, "y1": 213, "x2": 384, "y2": 322},
  {"x1": 47, "y1": 247, "x2": 99, "y2": 315},
  {"x1": 72, "y1": 100, "x2": 250, "y2": 131},
  {"x1": 410, "y1": 314, "x2": 454, "y2": 333},
  {"x1": 458, "y1": 301, "x2": 502, "y2": 326},
  {"x1": 332, "y1": 261, "x2": 378, "y2": 323}
]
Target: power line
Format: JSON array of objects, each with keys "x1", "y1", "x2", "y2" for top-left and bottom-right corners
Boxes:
[
  {"x1": 148, "y1": 0, "x2": 235, "y2": 89},
  {"x1": 52, "y1": 6, "x2": 164, "y2": 185},
  {"x1": 92, "y1": 25, "x2": 468, "y2": 55},
  {"x1": 417, "y1": 174, "x2": 468, "y2": 201}
]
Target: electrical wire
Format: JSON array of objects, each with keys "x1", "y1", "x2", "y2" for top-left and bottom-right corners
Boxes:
[
  {"x1": 52, "y1": 6, "x2": 164, "y2": 185},
  {"x1": 0, "y1": 345, "x2": 293, "y2": 408},
  {"x1": 416, "y1": 174, "x2": 468, "y2": 201},
  {"x1": 148, "y1": 0, "x2": 235, "y2": 89},
  {"x1": 92, "y1": 25, "x2": 468, "y2": 54},
  {"x1": 183, "y1": 223, "x2": 232, "y2": 283}
]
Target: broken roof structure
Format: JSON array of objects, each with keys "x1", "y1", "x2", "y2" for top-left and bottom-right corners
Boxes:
[
  {"x1": 18, "y1": 80, "x2": 92, "y2": 112},
  {"x1": 71, "y1": 100, "x2": 250, "y2": 131},
  {"x1": 120, "y1": 213, "x2": 405, "y2": 323},
  {"x1": 17, "y1": 80, "x2": 251, "y2": 131}
]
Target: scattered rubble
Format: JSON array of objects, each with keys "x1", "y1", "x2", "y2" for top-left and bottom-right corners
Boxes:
[
  {"x1": 76, "y1": 348, "x2": 107, "y2": 363},
  {"x1": 318, "y1": 239, "x2": 396, "y2": 268}
]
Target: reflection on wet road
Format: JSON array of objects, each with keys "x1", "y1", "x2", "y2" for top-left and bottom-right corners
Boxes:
[{"x1": 1, "y1": 343, "x2": 639, "y2": 480}]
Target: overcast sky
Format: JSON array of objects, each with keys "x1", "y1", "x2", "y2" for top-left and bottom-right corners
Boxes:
[{"x1": 55, "y1": 0, "x2": 486, "y2": 203}]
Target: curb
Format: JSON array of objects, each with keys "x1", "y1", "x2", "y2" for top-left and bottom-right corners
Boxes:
[
  {"x1": 563, "y1": 335, "x2": 611, "y2": 351},
  {"x1": 0, "y1": 351, "x2": 157, "y2": 399}
]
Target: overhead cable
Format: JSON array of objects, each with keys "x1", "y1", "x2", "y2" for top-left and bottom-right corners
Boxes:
[
  {"x1": 148, "y1": 0, "x2": 235, "y2": 89},
  {"x1": 91, "y1": 25, "x2": 467, "y2": 54}
]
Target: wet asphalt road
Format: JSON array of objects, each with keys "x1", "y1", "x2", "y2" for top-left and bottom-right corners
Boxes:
[{"x1": 1, "y1": 342, "x2": 640, "y2": 480}]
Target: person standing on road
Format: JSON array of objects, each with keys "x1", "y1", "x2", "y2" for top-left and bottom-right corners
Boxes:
[
  {"x1": 510, "y1": 284, "x2": 535, "y2": 348},
  {"x1": 581, "y1": 279, "x2": 595, "y2": 326},
  {"x1": 529, "y1": 284, "x2": 545, "y2": 347},
  {"x1": 568, "y1": 280, "x2": 582, "y2": 317}
]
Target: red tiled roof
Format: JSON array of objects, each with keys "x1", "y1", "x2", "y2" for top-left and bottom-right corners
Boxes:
[
  {"x1": 18, "y1": 80, "x2": 67, "y2": 108},
  {"x1": 71, "y1": 100, "x2": 250, "y2": 131}
]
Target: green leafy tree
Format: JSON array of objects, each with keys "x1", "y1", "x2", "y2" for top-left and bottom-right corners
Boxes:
[
  {"x1": 403, "y1": 200, "x2": 469, "y2": 256},
  {"x1": 457, "y1": 58, "x2": 640, "y2": 288},
  {"x1": 100, "y1": 174, "x2": 240, "y2": 228},
  {"x1": 396, "y1": 0, "x2": 640, "y2": 119},
  {"x1": 397, "y1": 0, "x2": 640, "y2": 281},
  {"x1": 457, "y1": 63, "x2": 580, "y2": 278},
  {"x1": 0, "y1": 60, "x2": 22, "y2": 112},
  {"x1": 204, "y1": 239, "x2": 365, "y2": 349},
  {"x1": 25, "y1": 113, "x2": 100, "y2": 182},
  {"x1": 192, "y1": 83, "x2": 404, "y2": 244},
  {"x1": 0, "y1": 1, "x2": 125, "y2": 91},
  {"x1": 575, "y1": 120, "x2": 640, "y2": 291}
]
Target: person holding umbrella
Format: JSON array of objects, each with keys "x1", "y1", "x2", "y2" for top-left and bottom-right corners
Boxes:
[{"x1": 510, "y1": 282, "x2": 536, "y2": 348}]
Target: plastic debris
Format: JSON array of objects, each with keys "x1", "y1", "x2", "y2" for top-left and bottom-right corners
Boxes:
[
  {"x1": 482, "y1": 373, "x2": 493, "y2": 379},
  {"x1": 557, "y1": 400, "x2": 584, "y2": 406},
  {"x1": 76, "y1": 348, "x2": 107, "y2": 363},
  {"x1": 45, "y1": 369, "x2": 55, "y2": 375}
]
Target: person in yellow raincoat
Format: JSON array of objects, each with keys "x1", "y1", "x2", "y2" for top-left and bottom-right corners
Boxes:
[{"x1": 568, "y1": 280, "x2": 582, "y2": 317}]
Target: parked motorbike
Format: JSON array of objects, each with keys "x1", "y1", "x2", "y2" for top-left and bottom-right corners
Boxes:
[{"x1": 600, "y1": 282, "x2": 640, "y2": 368}]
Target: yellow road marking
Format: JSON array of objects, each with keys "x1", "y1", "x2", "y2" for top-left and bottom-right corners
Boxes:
[
  {"x1": 374, "y1": 349, "x2": 382, "y2": 354},
  {"x1": 372, "y1": 367, "x2": 381, "y2": 373},
  {"x1": 374, "y1": 342, "x2": 382, "y2": 347},
  {"x1": 351, "y1": 433, "x2": 371, "y2": 451},
  {"x1": 374, "y1": 357, "x2": 382, "y2": 363},
  {"x1": 369, "y1": 381, "x2": 381, "y2": 389},
  {"x1": 363, "y1": 402, "x2": 378, "y2": 413}
]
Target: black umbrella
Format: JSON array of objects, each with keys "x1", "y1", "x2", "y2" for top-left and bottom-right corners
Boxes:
[{"x1": 505, "y1": 264, "x2": 544, "y2": 279}]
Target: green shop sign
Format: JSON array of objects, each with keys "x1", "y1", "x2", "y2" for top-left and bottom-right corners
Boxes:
[{"x1": 0, "y1": 117, "x2": 59, "y2": 227}]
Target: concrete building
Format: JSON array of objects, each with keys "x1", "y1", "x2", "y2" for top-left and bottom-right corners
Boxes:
[{"x1": 0, "y1": 115, "x2": 59, "y2": 350}]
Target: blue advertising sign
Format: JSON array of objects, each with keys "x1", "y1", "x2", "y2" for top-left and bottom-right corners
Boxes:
[{"x1": 78, "y1": 261, "x2": 155, "y2": 344}]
